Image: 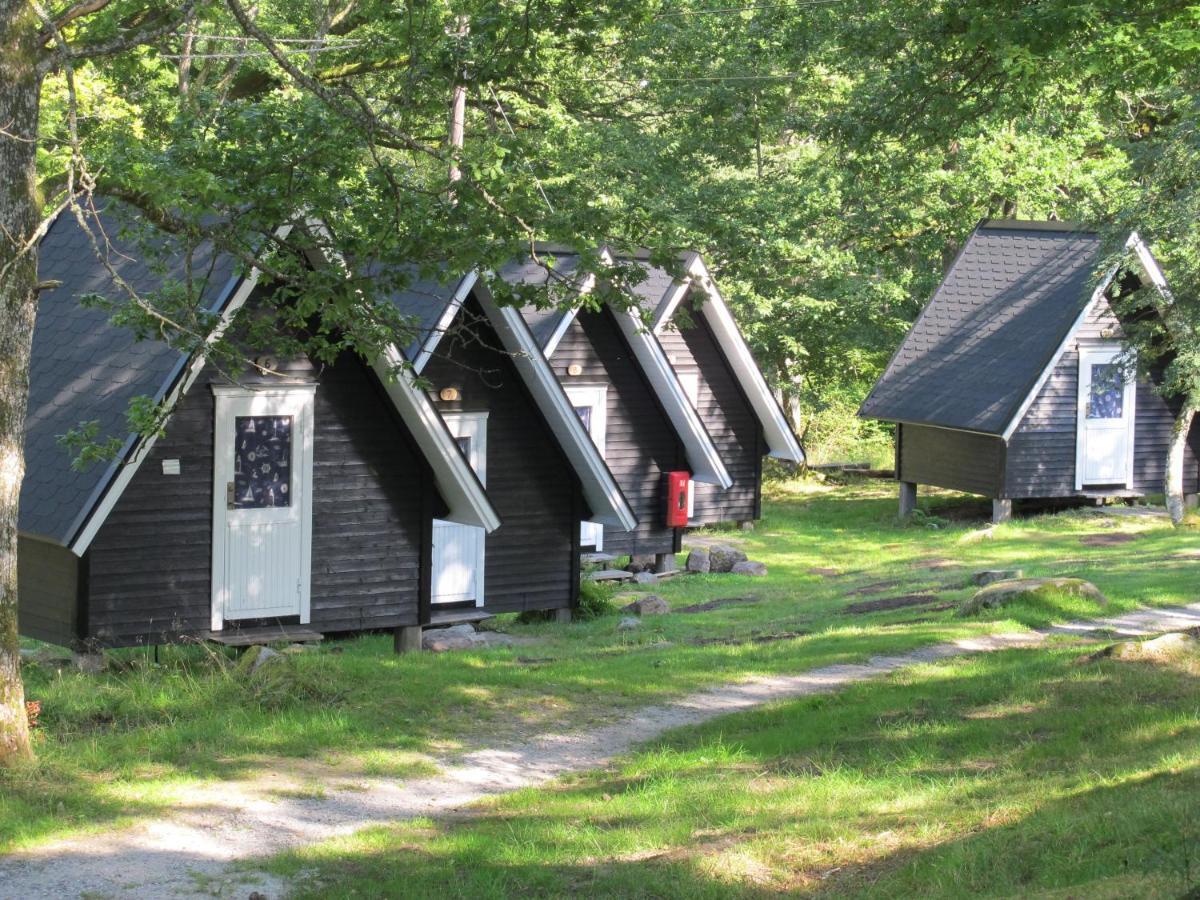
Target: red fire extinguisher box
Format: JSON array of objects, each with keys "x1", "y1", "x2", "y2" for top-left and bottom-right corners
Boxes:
[{"x1": 664, "y1": 471, "x2": 690, "y2": 528}]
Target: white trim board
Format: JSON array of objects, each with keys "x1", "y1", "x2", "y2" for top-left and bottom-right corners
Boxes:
[
  {"x1": 68, "y1": 223, "x2": 295, "y2": 556},
  {"x1": 411, "y1": 271, "x2": 480, "y2": 374},
  {"x1": 658, "y1": 254, "x2": 806, "y2": 463}
]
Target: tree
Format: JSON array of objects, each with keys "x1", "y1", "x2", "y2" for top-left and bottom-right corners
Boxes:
[{"x1": 0, "y1": 0, "x2": 668, "y2": 764}]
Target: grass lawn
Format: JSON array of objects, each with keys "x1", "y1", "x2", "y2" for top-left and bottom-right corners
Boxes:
[
  {"x1": 261, "y1": 643, "x2": 1200, "y2": 898},
  {"x1": 4, "y1": 478, "x2": 1200, "y2": 857}
]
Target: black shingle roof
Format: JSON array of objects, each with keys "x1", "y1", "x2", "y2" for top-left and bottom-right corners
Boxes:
[
  {"x1": 858, "y1": 221, "x2": 1104, "y2": 435},
  {"x1": 23, "y1": 206, "x2": 239, "y2": 544},
  {"x1": 370, "y1": 264, "x2": 468, "y2": 360}
]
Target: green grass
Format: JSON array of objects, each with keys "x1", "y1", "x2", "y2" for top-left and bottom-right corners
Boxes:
[
  {"x1": 5, "y1": 478, "x2": 1200, "y2": 857},
  {"x1": 260, "y1": 645, "x2": 1200, "y2": 898}
]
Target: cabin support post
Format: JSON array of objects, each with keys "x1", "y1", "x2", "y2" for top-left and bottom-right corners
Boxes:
[
  {"x1": 554, "y1": 607, "x2": 572, "y2": 624},
  {"x1": 394, "y1": 626, "x2": 422, "y2": 654},
  {"x1": 992, "y1": 498, "x2": 1013, "y2": 524},
  {"x1": 654, "y1": 552, "x2": 676, "y2": 573},
  {"x1": 1186, "y1": 494, "x2": 1199, "y2": 511},
  {"x1": 898, "y1": 481, "x2": 917, "y2": 518},
  {"x1": 737, "y1": 520, "x2": 755, "y2": 532}
]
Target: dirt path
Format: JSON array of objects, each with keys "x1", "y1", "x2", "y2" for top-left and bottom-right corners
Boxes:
[{"x1": 4, "y1": 602, "x2": 1199, "y2": 900}]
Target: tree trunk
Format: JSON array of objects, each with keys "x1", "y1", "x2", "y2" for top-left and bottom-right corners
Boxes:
[
  {"x1": 1165, "y1": 394, "x2": 1198, "y2": 526},
  {"x1": 0, "y1": 4, "x2": 43, "y2": 765}
]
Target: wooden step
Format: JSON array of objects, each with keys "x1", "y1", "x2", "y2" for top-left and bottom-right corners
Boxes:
[
  {"x1": 587, "y1": 568, "x2": 635, "y2": 583},
  {"x1": 204, "y1": 627, "x2": 324, "y2": 647},
  {"x1": 581, "y1": 552, "x2": 617, "y2": 564}
]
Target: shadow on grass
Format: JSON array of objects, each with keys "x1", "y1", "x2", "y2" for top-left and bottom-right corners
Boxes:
[{"x1": 255, "y1": 646, "x2": 1200, "y2": 899}]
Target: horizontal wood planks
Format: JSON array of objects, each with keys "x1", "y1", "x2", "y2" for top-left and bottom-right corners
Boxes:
[
  {"x1": 424, "y1": 298, "x2": 578, "y2": 613},
  {"x1": 897, "y1": 423, "x2": 1005, "y2": 497},
  {"x1": 655, "y1": 294, "x2": 763, "y2": 524},
  {"x1": 85, "y1": 351, "x2": 431, "y2": 647},
  {"x1": 17, "y1": 535, "x2": 80, "y2": 647}
]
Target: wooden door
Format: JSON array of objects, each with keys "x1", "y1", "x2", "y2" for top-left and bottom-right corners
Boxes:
[
  {"x1": 432, "y1": 412, "x2": 488, "y2": 605},
  {"x1": 1076, "y1": 345, "x2": 1136, "y2": 488},
  {"x1": 211, "y1": 386, "x2": 315, "y2": 629},
  {"x1": 564, "y1": 385, "x2": 608, "y2": 550}
]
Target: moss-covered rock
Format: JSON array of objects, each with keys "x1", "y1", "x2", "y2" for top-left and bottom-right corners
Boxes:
[
  {"x1": 1093, "y1": 631, "x2": 1200, "y2": 663},
  {"x1": 957, "y1": 577, "x2": 1107, "y2": 617}
]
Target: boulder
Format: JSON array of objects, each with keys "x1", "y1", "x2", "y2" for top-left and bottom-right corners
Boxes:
[
  {"x1": 633, "y1": 571, "x2": 659, "y2": 585},
  {"x1": 972, "y1": 569, "x2": 1023, "y2": 587},
  {"x1": 731, "y1": 560, "x2": 768, "y2": 577},
  {"x1": 958, "y1": 577, "x2": 1107, "y2": 617},
  {"x1": 708, "y1": 545, "x2": 748, "y2": 573},
  {"x1": 617, "y1": 617, "x2": 642, "y2": 631},
  {"x1": 621, "y1": 595, "x2": 670, "y2": 616},
  {"x1": 686, "y1": 548, "x2": 711, "y2": 574},
  {"x1": 423, "y1": 633, "x2": 475, "y2": 652},
  {"x1": 238, "y1": 645, "x2": 281, "y2": 676},
  {"x1": 1103, "y1": 631, "x2": 1199, "y2": 662},
  {"x1": 626, "y1": 554, "x2": 657, "y2": 573}
]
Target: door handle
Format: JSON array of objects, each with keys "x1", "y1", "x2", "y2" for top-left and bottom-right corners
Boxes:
[{"x1": 226, "y1": 481, "x2": 236, "y2": 509}]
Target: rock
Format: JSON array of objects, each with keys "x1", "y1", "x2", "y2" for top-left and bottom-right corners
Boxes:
[
  {"x1": 731, "y1": 560, "x2": 768, "y2": 577},
  {"x1": 423, "y1": 634, "x2": 475, "y2": 652},
  {"x1": 626, "y1": 554, "x2": 657, "y2": 573},
  {"x1": 621, "y1": 595, "x2": 670, "y2": 616},
  {"x1": 440, "y1": 623, "x2": 478, "y2": 639},
  {"x1": 617, "y1": 617, "x2": 642, "y2": 631},
  {"x1": 972, "y1": 569, "x2": 1023, "y2": 587},
  {"x1": 738, "y1": 520, "x2": 755, "y2": 532},
  {"x1": 633, "y1": 571, "x2": 659, "y2": 585},
  {"x1": 958, "y1": 577, "x2": 1107, "y2": 617},
  {"x1": 1102, "y1": 631, "x2": 1199, "y2": 662},
  {"x1": 73, "y1": 653, "x2": 106, "y2": 675},
  {"x1": 686, "y1": 548, "x2": 711, "y2": 574},
  {"x1": 708, "y1": 545, "x2": 748, "y2": 573},
  {"x1": 238, "y1": 645, "x2": 280, "y2": 675}
]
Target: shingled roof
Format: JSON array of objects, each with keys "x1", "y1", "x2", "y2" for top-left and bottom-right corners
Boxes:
[
  {"x1": 22, "y1": 206, "x2": 240, "y2": 545},
  {"x1": 859, "y1": 220, "x2": 1105, "y2": 435}
]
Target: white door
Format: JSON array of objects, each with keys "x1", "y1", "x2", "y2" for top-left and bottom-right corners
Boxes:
[
  {"x1": 564, "y1": 385, "x2": 608, "y2": 550},
  {"x1": 432, "y1": 412, "x2": 487, "y2": 605},
  {"x1": 1076, "y1": 345, "x2": 1136, "y2": 489},
  {"x1": 677, "y1": 371, "x2": 701, "y2": 517},
  {"x1": 211, "y1": 386, "x2": 315, "y2": 629}
]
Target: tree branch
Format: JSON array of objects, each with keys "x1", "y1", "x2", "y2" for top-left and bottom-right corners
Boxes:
[{"x1": 36, "y1": 0, "x2": 199, "y2": 74}]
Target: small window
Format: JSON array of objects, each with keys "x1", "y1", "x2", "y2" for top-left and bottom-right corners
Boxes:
[
  {"x1": 573, "y1": 405, "x2": 593, "y2": 431},
  {"x1": 455, "y1": 435, "x2": 472, "y2": 457},
  {"x1": 233, "y1": 415, "x2": 292, "y2": 508},
  {"x1": 1089, "y1": 364, "x2": 1124, "y2": 419}
]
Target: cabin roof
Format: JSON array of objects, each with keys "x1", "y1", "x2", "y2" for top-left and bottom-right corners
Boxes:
[
  {"x1": 22, "y1": 206, "x2": 240, "y2": 546},
  {"x1": 858, "y1": 220, "x2": 1105, "y2": 435}
]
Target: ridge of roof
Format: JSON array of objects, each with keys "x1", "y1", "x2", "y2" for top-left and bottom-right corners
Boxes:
[{"x1": 978, "y1": 218, "x2": 1092, "y2": 234}]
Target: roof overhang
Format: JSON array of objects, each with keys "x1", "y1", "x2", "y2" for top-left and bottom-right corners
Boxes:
[{"x1": 657, "y1": 254, "x2": 806, "y2": 463}]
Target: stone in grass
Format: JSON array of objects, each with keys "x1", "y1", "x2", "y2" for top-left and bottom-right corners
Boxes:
[
  {"x1": 957, "y1": 577, "x2": 1107, "y2": 617},
  {"x1": 626, "y1": 554, "x2": 657, "y2": 573},
  {"x1": 633, "y1": 571, "x2": 659, "y2": 585},
  {"x1": 708, "y1": 545, "x2": 749, "y2": 573},
  {"x1": 621, "y1": 595, "x2": 670, "y2": 616},
  {"x1": 237, "y1": 645, "x2": 281, "y2": 676},
  {"x1": 686, "y1": 548, "x2": 711, "y2": 574},
  {"x1": 423, "y1": 623, "x2": 476, "y2": 652},
  {"x1": 730, "y1": 560, "x2": 768, "y2": 577},
  {"x1": 972, "y1": 569, "x2": 1023, "y2": 587},
  {"x1": 617, "y1": 617, "x2": 642, "y2": 631},
  {"x1": 1094, "y1": 631, "x2": 1200, "y2": 663}
]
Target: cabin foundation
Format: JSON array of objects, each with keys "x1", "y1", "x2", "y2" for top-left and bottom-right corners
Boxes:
[
  {"x1": 992, "y1": 499, "x2": 1013, "y2": 524},
  {"x1": 898, "y1": 481, "x2": 918, "y2": 519},
  {"x1": 654, "y1": 552, "x2": 676, "y2": 573},
  {"x1": 554, "y1": 607, "x2": 572, "y2": 624},
  {"x1": 394, "y1": 626, "x2": 423, "y2": 654}
]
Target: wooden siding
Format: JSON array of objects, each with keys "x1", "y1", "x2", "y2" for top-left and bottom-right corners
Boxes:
[
  {"x1": 549, "y1": 307, "x2": 686, "y2": 556},
  {"x1": 1006, "y1": 299, "x2": 1200, "y2": 498},
  {"x1": 85, "y1": 352, "x2": 431, "y2": 647},
  {"x1": 897, "y1": 423, "x2": 1005, "y2": 497},
  {"x1": 17, "y1": 535, "x2": 80, "y2": 647},
  {"x1": 423, "y1": 298, "x2": 580, "y2": 612},
  {"x1": 655, "y1": 293, "x2": 763, "y2": 524}
]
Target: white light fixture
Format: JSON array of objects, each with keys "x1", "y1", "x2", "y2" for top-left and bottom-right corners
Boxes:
[
  {"x1": 438, "y1": 387, "x2": 460, "y2": 402},
  {"x1": 567, "y1": 364, "x2": 583, "y2": 377}
]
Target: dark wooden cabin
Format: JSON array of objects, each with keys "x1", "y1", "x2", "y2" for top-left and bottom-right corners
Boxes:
[
  {"x1": 385, "y1": 270, "x2": 637, "y2": 616},
  {"x1": 627, "y1": 251, "x2": 806, "y2": 527},
  {"x1": 511, "y1": 254, "x2": 731, "y2": 566},
  {"x1": 20, "y1": 207, "x2": 500, "y2": 650},
  {"x1": 859, "y1": 220, "x2": 1199, "y2": 522}
]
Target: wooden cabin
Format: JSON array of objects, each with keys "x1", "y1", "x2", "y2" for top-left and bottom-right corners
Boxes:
[
  {"x1": 20, "y1": 206, "x2": 501, "y2": 650},
  {"x1": 516, "y1": 248, "x2": 803, "y2": 541},
  {"x1": 383, "y1": 270, "x2": 638, "y2": 612},
  {"x1": 511, "y1": 255, "x2": 730, "y2": 567},
  {"x1": 859, "y1": 220, "x2": 1199, "y2": 522}
]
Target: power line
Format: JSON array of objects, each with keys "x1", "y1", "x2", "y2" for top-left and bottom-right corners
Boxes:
[{"x1": 652, "y1": 0, "x2": 844, "y2": 18}]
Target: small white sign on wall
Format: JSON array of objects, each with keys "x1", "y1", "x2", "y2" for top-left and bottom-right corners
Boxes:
[{"x1": 161, "y1": 459, "x2": 181, "y2": 476}]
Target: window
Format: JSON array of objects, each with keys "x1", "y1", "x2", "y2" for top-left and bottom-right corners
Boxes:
[
  {"x1": 678, "y1": 371, "x2": 700, "y2": 408},
  {"x1": 233, "y1": 415, "x2": 292, "y2": 508},
  {"x1": 573, "y1": 405, "x2": 593, "y2": 431},
  {"x1": 1089, "y1": 364, "x2": 1124, "y2": 419}
]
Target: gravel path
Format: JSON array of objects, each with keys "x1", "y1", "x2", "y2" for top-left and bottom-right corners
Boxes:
[{"x1": 3, "y1": 602, "x2": 1199, "y2": 900}]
